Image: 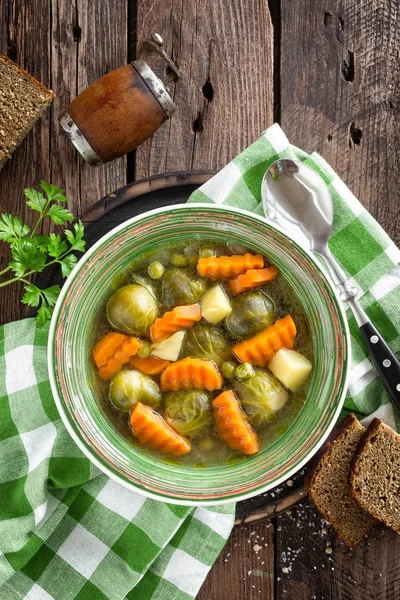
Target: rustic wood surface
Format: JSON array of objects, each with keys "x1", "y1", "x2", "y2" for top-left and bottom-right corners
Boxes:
[{"x1": 1, "y1": 0, "x2": 399, "y2": 599}]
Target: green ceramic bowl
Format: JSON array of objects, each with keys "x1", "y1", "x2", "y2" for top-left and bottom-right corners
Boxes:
[{"x1": 48, "y1": 204, "x2": 350, "y2": 505}]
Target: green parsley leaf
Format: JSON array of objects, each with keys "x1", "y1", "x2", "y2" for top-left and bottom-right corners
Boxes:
[
  {"x1": 21, "y1": 283, "x2": 42, "y2": 307},
  {"x1": 40, "y1": 180, "x2": 67, "y2": 202},
  {"x1": 65, "y1": 221, "x2": 86, "y2": 252},
  {"x1": 42, "y1": 285, "x2": 61, "y2": 307},
  {"x1": 0, "y1": 213, "x2": 30, "y2": 243},
  {"x1": 24, "y1": 188, "x2": 47, "y2": 213},
  {"x1": 60, "y1": 253, "x2": 77, "y2": 277},
  {"x1": 47, "y1": 204, "x2": 74, "y2": 225},
  {"x1": 9, "y1": 240, "x2": 47, "y2": 276},
  {"x1": 47, "y1": 233, "x2": 68, "y2": 258},
  {"x1": 36, "y1": 303, "x2": 53, "y2": 327},
  {"x1": 30, "y1": 234, "x2": 50, "y2": 251}
]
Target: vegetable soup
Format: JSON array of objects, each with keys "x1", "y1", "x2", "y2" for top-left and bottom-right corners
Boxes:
[{"x1": 92, "y1": 240, "x2": 313, "y2": 467}]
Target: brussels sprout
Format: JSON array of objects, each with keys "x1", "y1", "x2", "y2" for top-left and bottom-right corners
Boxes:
[
  {"x1": 164, "y1": 390, "x2": 211, "y2": 436},
  {"x1": 184, "y1": 322, "x2": 232, "y2": 365},
  {"x1": 107, "y1": 284, "x2": 158, "y2": 336},
  {"x1": 131, "y1": 275, "x2": 157, "y2": 299},
  {"x1": 224, "y1": 291, "x2": 275, "y2": 339},
  {"x1": 109, "y1": 369, "x2": 161, "y2": 411},
  {"x1": 234, "y1": 370, "x2": 288, "y2": 426},
  {"x1": 161, "y1": 268, "x2": 206, "y2": 308}
]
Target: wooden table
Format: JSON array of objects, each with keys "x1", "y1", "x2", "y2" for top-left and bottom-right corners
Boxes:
[{"x1": 1, "y1": 1, "x2": 399, "y2": 598}]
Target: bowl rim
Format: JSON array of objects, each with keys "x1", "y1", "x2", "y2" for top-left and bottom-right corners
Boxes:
[{"x1": 48, "y1": 203, "x2": 351, "y2": 506}]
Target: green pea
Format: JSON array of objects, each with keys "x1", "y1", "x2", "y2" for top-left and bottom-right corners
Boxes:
[
  {"x1": 189, "y1": 279, "x2": 208, "y2": 297},
  {"x1": 199, "y1": 247, "x2": 215, "y2": 258},
  {"x1": 171, "y1": 253, "x2": 188, "y2": 267},
  {"x1": 221, "y1": 361, "x2": 237, "y2": 379},
  {"x1": 137, "y1": 340, "x2": 151, "y2": 358},
  {"x1": 188, "y1": 254, "x2": 199, "y2": 268},
  {"x1": 148, "y1": 261, "x2": 165, "y2": 279},
  {"x1": 235, "y1": 362, "x2": 255, "y2": 380}
]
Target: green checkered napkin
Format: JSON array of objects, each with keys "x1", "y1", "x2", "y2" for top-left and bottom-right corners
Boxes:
[
  {"x1": 0, "y1": 318, "x2": 235, "y2": 600},
  {"x1": 1, "y1": 124, "x2": 400, "y2": 600},
  {"x1": 189, "y1": 123, "x2": 400, "y2": 430}
]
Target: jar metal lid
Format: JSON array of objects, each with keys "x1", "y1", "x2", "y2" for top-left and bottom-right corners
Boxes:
[{"x1": 132, "y1": 60, "x2": 175, "y2": 119}]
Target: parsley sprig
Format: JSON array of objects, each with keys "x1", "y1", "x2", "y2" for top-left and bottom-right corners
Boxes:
[{"x1": 0, "y1": 181, "x2": 85, "y2": 326}]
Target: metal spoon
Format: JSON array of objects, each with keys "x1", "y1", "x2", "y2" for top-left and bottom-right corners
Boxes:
[{"x1": 261, "y1": 158, "x2": 400, "y2": 411}]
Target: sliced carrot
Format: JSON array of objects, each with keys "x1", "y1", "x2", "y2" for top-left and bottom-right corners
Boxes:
[
  {"x1": 233, "y1": 315, "x2": 296, "y2": 367},
  {"x1": 160, "y1": 357, "x2": 222, "y2": 392},
  {"x1": 150, "y1": 303, "x2": 202, "y2": 341},
  {"x1": 94, "y1": 334, "x2": 142, "y2": 381},
  {"x1": 197, "y1": 253, "x2": 264, "y2": 280},
  {"x1": 130, "y1": 402, "x2": 191, "y2": 456},
  {"x1": 130, "y1": 355, "x2": 170, "y2": 376},
  {"x1": 92, "y1": 332, "x2": 128, "y2": 368},
  {"x1": 212, "y1": 390, "x2": 259, "y2": 455},
  {"x1": 229, "y1": 265, "x2": 279, "y2": 296}
]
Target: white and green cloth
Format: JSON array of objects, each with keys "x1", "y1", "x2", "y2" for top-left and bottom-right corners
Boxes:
[{"x1": 1, "y1": 124, "x2": 399, "y2": 599}]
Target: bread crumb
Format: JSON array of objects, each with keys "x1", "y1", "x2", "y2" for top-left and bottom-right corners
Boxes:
[
  {"x1": 325, "y1": 547, "x2": 333, "y2": 555},
  {"x1": 282, "y1": 567, "x2": 289, "y2": 574},
  {"x1": 253, "y1": 544, "x2": 262, "y2": 552},
  {"x1": 287, "y1": 479, "x2": 294, "y2": 487}
]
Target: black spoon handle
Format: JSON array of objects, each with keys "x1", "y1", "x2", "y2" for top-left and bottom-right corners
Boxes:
[{"x1": 359, "y1": 321, "x2": 400, "y2": 411}]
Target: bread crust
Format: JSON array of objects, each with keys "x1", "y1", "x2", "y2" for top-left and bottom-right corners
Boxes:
[
  {"x1": 305, "y1": 413, "x2": 375, "y2": 548},
  {"x1": 350, "y1": 418, "x2": 400, "y2": 534},
  {"x1": 0, "y1": 54, "x2": 55, "y2": 99}
]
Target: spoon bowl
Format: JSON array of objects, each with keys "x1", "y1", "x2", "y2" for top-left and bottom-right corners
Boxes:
[{"x1": 261, "y1": 157, "x2": 400, "y2": 411}]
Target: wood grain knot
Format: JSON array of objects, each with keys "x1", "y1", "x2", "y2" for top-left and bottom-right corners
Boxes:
[
  {"x1": 341, "y1": 50, "x2": 354, "y2": 82},
  {"x1": 349, "y1": 122, "x2": 362, "y2": 147}
]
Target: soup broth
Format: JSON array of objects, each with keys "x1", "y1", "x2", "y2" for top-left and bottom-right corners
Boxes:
[{"x1": 92, "y1": 239, "x2": 313, "y2": 468}]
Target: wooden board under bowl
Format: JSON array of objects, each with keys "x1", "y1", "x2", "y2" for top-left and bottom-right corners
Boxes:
[{"x1": 32, "y1": 170, "x2": 307, "y2": 525}]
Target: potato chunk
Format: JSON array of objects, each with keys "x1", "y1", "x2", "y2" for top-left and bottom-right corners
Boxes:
[
  {"x1": 201, "y1": 285, "x2": 232, "y2": 324},
  {"x1": 268, "y1": 349, "x2": 312, "y2": 391},
  {"x1": 151, "y1": 331, "x2": 185, "y2": 361}
]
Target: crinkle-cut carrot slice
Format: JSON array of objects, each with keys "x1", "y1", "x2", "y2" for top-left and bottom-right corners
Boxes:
[
  {"x1": 197, "y1": 253, "x2": 264, "y2": 280},
  {"x1": 229, "y1": 265, "x2": 278, "y2": 296},
  {"x1": 130, "y1": 402, "x2": 191, "y2": 456},
  {"x1": 92, "y1": 332, "x2": 128, "y2": 368},
  {"x1": 94, "y1": 334, "x2": 142, "y2": 381},
  {"x1": 212, "y1": 390, "x2": 259, "y2": 455},
  {"x1": 150, "y1": 304, "x2": 201, "y2": 341},
  {"x1": 160, "y1": 357, "x2": 222, "y2": 392},
  {"x1": 130, "y1": 355, "x2": 170, "y2": 375},
  {"x1": 233, "y1": 315, "x2": 296, "y2": 367}
]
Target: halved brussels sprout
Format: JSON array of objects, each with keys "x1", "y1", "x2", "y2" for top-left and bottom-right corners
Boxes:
[
  {"x1": 183, "y1": 322, "x2": 232, "y2": 365},
  {"x1": 234, "y1": 370, "x2": 288, "y2": 426},
  {"x1": 161, "y1": 268, "x2": 207, "y2": 308},
  {"x1": 164, "y1": 390, "x2": 211, "y2": 436},
  {"x1": 224, "y1": 291, "x2": 275, "y2": 339},
  {"x1": 109, "y1": 369, "x2": 161, "y2": 411},
  {"x1": 107, "y1": 284, "x2": 158, "y2": 336}
]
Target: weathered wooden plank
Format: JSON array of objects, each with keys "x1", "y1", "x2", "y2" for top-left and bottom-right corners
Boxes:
[
  {"x1": 135, "y1": 0, "x2": 274, "y2": 178},
  {"x1": 0, "y1": 0, "x2": 52, "y2": 323},
  {"x1": 198, "y1": 520, "x2": 274, "y2": 600},
  {"x1": 0, "y1": 0, "x2": 128, "y2": 324},
  {"x1": 279, "y1": 1, "x2": 400, "y2": 597},
  {"x1": 280, "y1": 0, "x2": 400, "y2": 244}
]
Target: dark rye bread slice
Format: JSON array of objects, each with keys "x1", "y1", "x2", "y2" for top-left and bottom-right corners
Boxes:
[
  {"x1": 0, "y1": 55, "x2": 54, "y2": 169},
  {"x1": 305, "y1": 413, "x2": 377, "y2": 548},
  {"x1": 350, "y1": 418, "x2": 400, "y2": 534}
]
